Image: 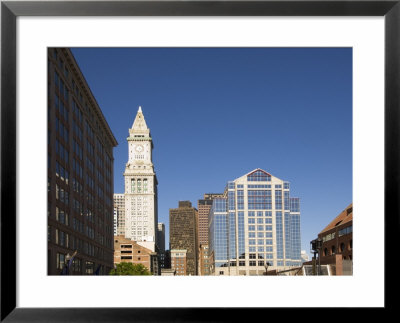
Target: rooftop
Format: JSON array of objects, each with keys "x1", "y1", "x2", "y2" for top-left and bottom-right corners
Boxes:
[{"x1": 319, "y1": 203, "x2": 353, "y2": 234}]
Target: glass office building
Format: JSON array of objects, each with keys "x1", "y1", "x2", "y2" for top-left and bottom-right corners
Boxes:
[{"x1": 209, "y1": 168, "x2": 301, "y2": 276}]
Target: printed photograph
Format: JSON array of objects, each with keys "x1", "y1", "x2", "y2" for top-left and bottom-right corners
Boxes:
[{"x1": 47, "y1": 47, "x2": 352, "y2": 276}]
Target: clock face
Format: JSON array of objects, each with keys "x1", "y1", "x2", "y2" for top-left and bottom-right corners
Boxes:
[{"x1": 135, "y1": 145, "x2": 143, "y2": 152}]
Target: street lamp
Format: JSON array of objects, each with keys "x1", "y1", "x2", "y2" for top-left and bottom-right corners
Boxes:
[
  {"x1": 264, "y1": 262, "x2": 271, "y2": 276},
  {"x1": 310, "y1": 238, "x2": 323, "y2": 275},
  {"x1": 64, "y1": 253, "x2": 71, "y2": 275}
]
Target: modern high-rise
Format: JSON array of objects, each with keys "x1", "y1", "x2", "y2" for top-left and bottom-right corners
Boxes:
[
  {"x1": 123, "y1": 107, "x2": 158, "y2": 252},
  {"x1": 47, "y1": 48, "x2": 118, "y2": 275},
  {"x1": 208, "y1": 168, "x2": 301, "y2": 276},
  {"x1": 113, "y1": 193, "x2": 125, "y2": 236},
  {"x1": 169, "y1": 201, "x2": 198, "y2": 275}
]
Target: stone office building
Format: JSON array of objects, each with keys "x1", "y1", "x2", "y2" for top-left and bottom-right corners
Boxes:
[
  {"x1": 47, "y1": 48, "x2": 118, "y2": 275},
  {"x1": 169, "y1": 201, "x2": 198, "y2": 276}
]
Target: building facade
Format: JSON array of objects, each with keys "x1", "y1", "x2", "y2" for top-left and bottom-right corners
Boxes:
[
  {"x1": 123, "y1": 107, "x2": 158, "y2": 252},
  {"x1": 208, "y1": 168, "x2": 302, "y2": 276},
  {"x1": 198, "y1": 244, "x2": 211, "y2": 276},
  {"x1": 170, "y1": 249, "x2": 187, "y2": 276},
  {"x1": 169, "y1": 201, "x2": 198, "y2": 275},
  {"x1": 47, "y1": 48, "x2": 118, "y2": 275},
  {"x1": 114, "y1": 235, "x2": 158, "y2": 275},
  {"x1": 113, "y1": 193, "x2": 125, "y2": 236},
  {"x1": 309, "y1": 203, "x2": 353, "y2": 275}
]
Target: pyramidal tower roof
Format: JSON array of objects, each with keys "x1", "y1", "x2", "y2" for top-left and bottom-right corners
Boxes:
[{"x1": 129, "y1": 106, "x2": 150, "y2": 136}]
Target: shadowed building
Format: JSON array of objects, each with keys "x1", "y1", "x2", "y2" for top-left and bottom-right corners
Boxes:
[
  {"x1": 169, "y1": 201, "x2": 198, "y2": 275},
  {"x1": 47, "y1": 48, "x2": 117, "y2": 275},
  {"x1": 157, "y1": 223, "x2": 166, "y2": 268}
]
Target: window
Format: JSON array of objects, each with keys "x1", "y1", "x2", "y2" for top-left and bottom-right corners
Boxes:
[
  {"x1": 247, "y1": 170, "x2": 271, "y2": 182},
  {"x1": 249, "y1": 261, "x2": 256, "y2": 266},
  {"x1": 248, "y1": 190, "x2": 272, "y2": 210},
  {"x1": 85, "y1": 261, "x2": 94, "y2": 274},
  {"x1": 57, "y1": 253, "x2": 65, "y2": 270}
]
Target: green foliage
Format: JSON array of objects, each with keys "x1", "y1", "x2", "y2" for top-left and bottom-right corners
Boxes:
[{"x1": 109, "y1": 262, "x2": 151, "y2": 275}]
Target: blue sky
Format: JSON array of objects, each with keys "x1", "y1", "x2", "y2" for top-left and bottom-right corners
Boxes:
[{"x1": 71, "y1": 47, "x2": 352, "y2": 255}]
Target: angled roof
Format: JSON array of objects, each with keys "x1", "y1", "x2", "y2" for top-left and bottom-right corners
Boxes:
[
  {"x1": 319, "y1": 203, "x2": 353, "y2": 234},
  {"x1": 245, "y1": 168, "x2": 273, "y2": 177}
]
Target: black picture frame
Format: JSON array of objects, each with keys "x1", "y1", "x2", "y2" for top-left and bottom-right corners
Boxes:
[{"x1": 1, "y1": 0, "x2": 397, "y2": 321}]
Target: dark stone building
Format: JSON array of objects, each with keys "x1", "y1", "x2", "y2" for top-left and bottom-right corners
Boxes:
[
  {"x1": 47, "y1": 48, "x2": 118, "y2": 275},
  {"x1": 169, "y1": 201, "x2": 198, "y2": 275}
]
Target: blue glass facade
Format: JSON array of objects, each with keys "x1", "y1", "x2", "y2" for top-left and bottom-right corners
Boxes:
[
  {"x1": 237, "y1": 211, "x2": 245, "y2": 258},
  {"x1": 208, "y1": 169, "x2": 301, "y2": 274},
  {"x1": 209, "y1": 198, "x2": 228, "y2": 267},
  {"x1": 276, "y1": 211, "x2": 284, "y2": 259},
  {"x1": 229, "y1": 212, "x2": 236, "y2": 259}
]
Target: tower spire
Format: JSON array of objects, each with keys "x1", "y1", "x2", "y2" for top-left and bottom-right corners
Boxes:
[{"x1": 130, "y1": 105, "x2": 149, "y2": 133}]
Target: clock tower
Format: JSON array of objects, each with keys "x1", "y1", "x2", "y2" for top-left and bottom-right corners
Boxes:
[{"x1": 124, "y1": 106, "x2": 158, "y2": 252}]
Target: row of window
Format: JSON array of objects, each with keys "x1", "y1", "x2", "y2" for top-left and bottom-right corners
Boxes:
[
  {"x1": 248, "y1": 218, "x2": 273, "y2": 224},
  {"x1": 248, "y1": 225, "x2": 273, "y2": 231}
]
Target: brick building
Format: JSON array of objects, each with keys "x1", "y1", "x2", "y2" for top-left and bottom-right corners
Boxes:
[
  {"x1": 307, "y1": 203, "x2": 353, "y2": 275},
  {"x1": 114, "y1": 235, "x2": 159, "y2": 275}
]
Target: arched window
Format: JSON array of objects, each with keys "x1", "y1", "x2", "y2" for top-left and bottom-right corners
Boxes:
[
  {"x1": 331, "y1": 245, "x2": 336, "y2": 255},
  {"x1": 324, "y1": 248, "x2": 328, "y2": 256},
  {"x1": 349, "y1": 240, "x2": 352, "y2": 250},
  {"x1": 340, "y1": 243, "x2": 345, "y2": 252}
]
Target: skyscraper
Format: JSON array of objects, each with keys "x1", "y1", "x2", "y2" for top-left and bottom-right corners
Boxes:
[
  {"x1": 197, "y1": 194, "x2": 223, "y2": 246},
  {"x1": 169, "y1": 201, "x2": 198, "y2": 275},
  {"x1": 47, "y1": 48, "x2": 118, "y2": 275},
  {"x1": 123, "y1": 107, "x2": 158, "y2": 252},
  {"x1": 209, "y1": 168, "x2": 301, "y2": 276}
]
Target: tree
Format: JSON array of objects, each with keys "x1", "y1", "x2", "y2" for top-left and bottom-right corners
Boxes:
[{"x1": 109, "y1": 262, "x2": 151, "y2": 275}]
